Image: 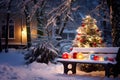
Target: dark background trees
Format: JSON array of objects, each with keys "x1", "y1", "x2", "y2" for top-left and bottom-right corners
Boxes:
[
  {"x1": 107, "y1": 0, "x2": 120, "y2": 47},
  {"x1": 0, "y1": 0, "x2": 120, "y2": 52}
]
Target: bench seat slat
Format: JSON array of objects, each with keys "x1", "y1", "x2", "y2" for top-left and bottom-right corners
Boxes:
[{"x1": 57, "y1": 58, "x2": 117, "y2": 64}]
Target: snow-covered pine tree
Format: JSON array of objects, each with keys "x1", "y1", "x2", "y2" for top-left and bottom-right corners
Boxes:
[
  {"x1": 72, "y1": 15, "x2": 105, "y2": 72},
  {"x1": 73, "y1": 15, "x2": 105, "y2": 47}
]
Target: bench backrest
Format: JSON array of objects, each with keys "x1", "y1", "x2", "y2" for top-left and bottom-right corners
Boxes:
[
  {"x1": 70, "y1": 47, "x2": 119, "y2": 59},
  {"x1": 70, "y1": 47, "x2": 119, "y2": 53}
]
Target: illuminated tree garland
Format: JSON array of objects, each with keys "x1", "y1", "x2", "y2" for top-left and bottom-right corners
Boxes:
[{"x1": 73, "y1": 15, "x2": 106, "y2": 47}]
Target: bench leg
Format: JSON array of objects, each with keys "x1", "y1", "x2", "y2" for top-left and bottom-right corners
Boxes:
[
  {"x1": 72, "y1": 63, "x2": 77, "y2": 74},
  {"x1": 113, "y1": 64, "x2": 119, "y2": 78},
  {"x1": 104, "y1": 64, "x2": 110, "y2": 77},
  {"x1": 104, "y1": 63, "x2": 114, "y2": 77},
  {"x1": 62, "y1": 62, "x2": 77, "y2": 74}
]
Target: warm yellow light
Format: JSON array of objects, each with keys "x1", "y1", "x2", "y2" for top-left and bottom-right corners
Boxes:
[
  {"x1": 77, "y1": 52, "x2": 84, "y2": 60},
  {"x1": 99, "y1": 56, "x2": 104, "y2": 61},
  {"x1": 86, "y1": 15, "x2": 91, "y2": 18},
  {"x1": 22, "y1": 29, "x2": 26, "y2": 35}
]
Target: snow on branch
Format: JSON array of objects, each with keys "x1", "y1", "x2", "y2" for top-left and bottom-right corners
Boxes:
[
  {"x1": 67, "y1": 14, "x2": 74, "y2": 21},
  {"x1": 29, "y1": 0, "x2": 44, "y2": 21},
  {"x1": 47, "y1": 1, "x2": 66, "y2": 16},
  {"x1": 45, "y1": 0, "x2": 73, "y2": 34},
  {"x1": 0, "y1": 0, "x2": 11, "y2": 10},
  {"x1": 0, "y1": 0, "x2": 6, "y2": 8},
  {"x1": 17, "y1": 0, "x2": 45, "y2": 22},
  {"x1": 88, "y1": 1, "x2": 110, "y2": 22},
  {"x1": 5, "y1": 0, "x2": 11, "y2": 7},
  {"x1": 88, "y1": 4, "x2": 102, "y2": 15},
  {"x1": 18, "y1": 0, "x2": 33, "y2": 10}
]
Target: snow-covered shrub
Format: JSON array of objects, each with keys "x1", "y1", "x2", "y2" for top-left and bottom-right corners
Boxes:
[{"x1": 24, "y1": 42, "x2": 58, "y2": 64}]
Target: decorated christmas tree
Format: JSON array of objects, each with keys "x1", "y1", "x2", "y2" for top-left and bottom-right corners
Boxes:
[
  {"x1": 73, "y1": 15, "x2": 105, "y2": 47},
  {"x1": 72, "y1": 15, "x2": 105, "y2": 72}
]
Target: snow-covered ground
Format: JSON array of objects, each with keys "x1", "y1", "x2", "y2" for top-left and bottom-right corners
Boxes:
[{"x1": 0, "y1": 49, "x2": 120, "y2": 80}]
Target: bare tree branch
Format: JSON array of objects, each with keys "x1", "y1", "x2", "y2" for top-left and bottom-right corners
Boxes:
[
  {"x1": 29, "y1": 0, "x2": 44, "y2": 21},
  {"x1": 45, "y1": 0, "x2": 72, "y2": 33}
]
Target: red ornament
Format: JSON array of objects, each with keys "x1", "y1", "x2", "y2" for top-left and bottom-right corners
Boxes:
[
  {"x1": 76, "y1": 37, "x2": 80, "y2": 40},
  {"x1": 80, "y1": 39, "x2": 84, "y2": 43},
  {"x1": 99, "y1": 39, "x2": 103, "y2": 44},
  {"x1": 96, "y1": 29, "x2": 99, "y2": 32},
  {"x1": 77, "y1": 33, "x2": 81, "y2": 35},
  {"x1": 81, "y1": 24, "x2": 85, "y2": 27},
  {"x1": 108, "y1": 58, "x2": 114, "y2": 62},
  {"x1": 62, "y1": 52, "x2": 69, "y2": 59},
  {"x1": 72, "y1": 52, "x2": 78, "y2": 59},
  {"x1": 94, "y1": 56, "x2": 99, "y2": 60},
  {"x1": 93, "y1": 42, "x2": 97, "y2": 47},
  {"x1": 70, "y1": 47, "x2": 73, "y2": 51}
]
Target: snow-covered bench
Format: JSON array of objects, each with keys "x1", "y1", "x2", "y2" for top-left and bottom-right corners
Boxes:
[{"x1": 57, "y1": 47, "x2": 120, "y2": 77}]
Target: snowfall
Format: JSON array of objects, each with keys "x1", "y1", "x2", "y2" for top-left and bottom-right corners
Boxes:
[{"x1": 0, "y1": 49, "x2": 120, "y2": 80}]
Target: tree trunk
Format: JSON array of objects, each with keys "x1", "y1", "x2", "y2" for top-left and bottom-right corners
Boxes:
[
  {"x1": 24, "y1": 0, "x2": 45, "y2": 48},
  {"x1": 107, "y1": 0, "x2": 120, "y2": 77},
  {"x1": 34, "y1": 0, "x2": 47, "y2": 38},
  {"x1": 26, "y1": 17, "x2": 31, "y2": 48},
  {"x1": 4, "y1": 0, "x2": 12, "y2": 52},
  {"x1": 99, "y1": 0, "x2": 110, "y2": 44},
  {"x1": 107, "y1": 0, "x2": 120, "y2": 46},
  {"x1": 5, "y1": 12, "x2": 10, "y2": 52},
  {"x1": 24, "y1": 6, "x2": 31, "y2": 48},
  {"x1": 58, "y1": 0, "x2": 72, "y2": 36},
  {"x1": 59, "y1": 16, "x2": 68, "y2": 36},
  {"x1": 0, "y1": 28, "x2": 2, "y2": 52}
]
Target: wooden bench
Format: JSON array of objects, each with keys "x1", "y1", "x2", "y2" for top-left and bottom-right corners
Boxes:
[{"x1": 57, "y1": 47, "x2": 120, "y2": 77}]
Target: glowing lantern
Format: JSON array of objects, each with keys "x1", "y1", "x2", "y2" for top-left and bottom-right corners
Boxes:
[
  {"x1": 93, "y1": 56, "x2": 99, "y2": 60},
  {"x1": 77, "y1": 52, "x2": 84, "y2": 60},
  {"x1": 72, "y1": 52, "x2": 78, "y2": 59},
  {"x1": 62, "y1": 52, "x2": 70, "y2": 59},
  {"x1": 99, "y1": 56, "x2": 104, "y2": 61}
]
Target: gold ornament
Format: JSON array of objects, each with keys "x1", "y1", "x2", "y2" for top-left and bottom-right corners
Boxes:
[{"x1": 77, "y1": 52, "x2": 84, "y2": 60}]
